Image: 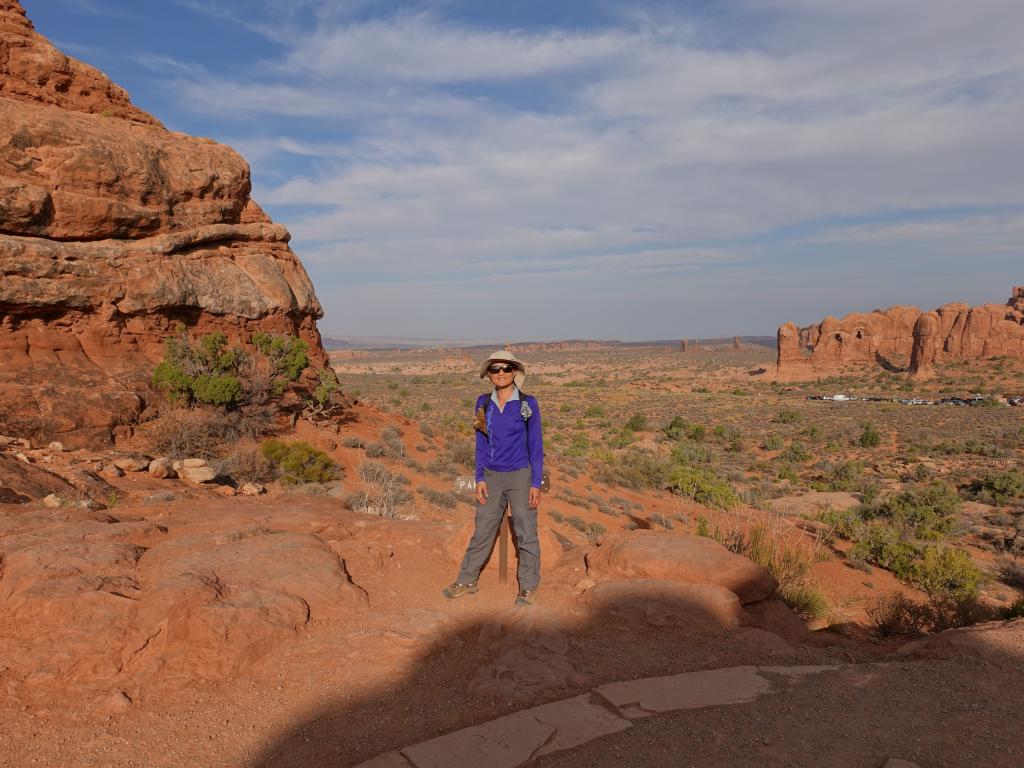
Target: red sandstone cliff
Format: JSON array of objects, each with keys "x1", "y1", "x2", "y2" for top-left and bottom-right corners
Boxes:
[
  {"x1": 777, "y1": 287, "x2": 1024, "y2": 377},
  {"x1": 0, "y1": 1, "x2": 329, "y2": 446}
]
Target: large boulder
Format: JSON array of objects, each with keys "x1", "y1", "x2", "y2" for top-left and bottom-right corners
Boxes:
[
  {"x1": 0, "y1": 1, "x2": 331, "y2": 448},
  {"x1": 585, "y1": 532, "x2": 777, "y2": 604}
]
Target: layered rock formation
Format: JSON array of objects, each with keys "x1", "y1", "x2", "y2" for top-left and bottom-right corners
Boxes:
[
  {"x1": 777, "y1": 287, "x2": 1024, "y2": 376},
  {"x1": 908, "y1": 291, "x2": 1024, "y2": 377},
  {"x1": 0, "y1": 1, "x2": 328, "y2": 446}
]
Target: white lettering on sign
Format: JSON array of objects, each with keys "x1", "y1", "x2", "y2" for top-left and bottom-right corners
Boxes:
[{"x1": 454, "y1": 475, "x2": 477, "y2": 491}]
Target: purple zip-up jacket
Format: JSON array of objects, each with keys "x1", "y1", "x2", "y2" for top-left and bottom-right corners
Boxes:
[{"x1": 474, "y1": 388, "x2": 544, "y2": 488}]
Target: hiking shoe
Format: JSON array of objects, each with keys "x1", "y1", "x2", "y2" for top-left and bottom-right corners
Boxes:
[
  {"x1": 442, "y1": 580, "x2": 478, "y2": 599},
  {"x1": 514, "y1": 589, "x2": 536, "y2": 607}
]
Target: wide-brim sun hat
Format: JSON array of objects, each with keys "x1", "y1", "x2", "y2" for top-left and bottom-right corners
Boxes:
[{"x1": 479, "y1": 349, "x2": 526, "y2": 389}]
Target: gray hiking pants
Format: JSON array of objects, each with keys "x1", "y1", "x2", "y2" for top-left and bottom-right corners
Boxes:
[{"x1": 457, "y1": 467, "x2": 540, "y2": 592}]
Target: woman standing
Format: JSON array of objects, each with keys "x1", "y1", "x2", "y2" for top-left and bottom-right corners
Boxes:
[{"x1": 443, "y1": 350, "x2": 544, "y2": 606}]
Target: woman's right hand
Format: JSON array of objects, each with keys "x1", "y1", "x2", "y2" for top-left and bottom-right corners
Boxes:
[{"x1": 475, "y1": 480, "x2": 488, "y2": 505}]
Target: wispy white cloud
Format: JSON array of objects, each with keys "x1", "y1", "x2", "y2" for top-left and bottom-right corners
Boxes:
[
  {"x1": 155, "y1": 0, "x2": 1024, "y2": 337},
  {"x1": 282, "y1": 13, "x2": 638, "y2": 82}
]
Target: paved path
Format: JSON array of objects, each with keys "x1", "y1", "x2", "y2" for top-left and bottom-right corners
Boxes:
[{"x1": 353, "y1": 664, "x2": 885, "y2": 768}]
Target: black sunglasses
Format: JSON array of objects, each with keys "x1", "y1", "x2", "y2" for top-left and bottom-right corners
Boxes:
[{"x1": 488, "y1": 364, "x2": 517, "y2": 374}]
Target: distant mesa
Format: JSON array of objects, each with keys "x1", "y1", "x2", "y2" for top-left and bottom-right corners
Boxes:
[
  {"x1": 0, "y1": 1, "x2": 329, "y2": 447},
  {"x1": 508, "y1": 340, "x2": 603, "y2": 353},
  {"x1": 776, "y1": 286, "x2": 1024, "y2": 378}
]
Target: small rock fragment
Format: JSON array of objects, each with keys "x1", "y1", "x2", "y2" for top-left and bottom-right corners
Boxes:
[
  {"x1": 100, "y1": 464, "x2": 125, "y2": 479},
  {"x1": 99, "y1": 691, "x2": 132, "y2": 715},
  {"x1": 240, "y1": 482, "x2": 266, "y2": 496},
  {"x1": 182, "y1": 458, "x2": 209, "y2": 468},
  {"x1": 179, "y1": 465, "x2": 217, "y2": 484},
  {"x1": 148, "y1": 457, "x2": 176, "y2": 479},
  {"x1": 42, "y1": 494, "x2": 62, "y2": 509},
  {"x1": 214, "y1": 484, "x2": 237, "y2": 497},
  {"x1": 48, "y1": 441, "x2": 64, "y2": 452},
  {"x1": 143, "y1": 491, "x2": 177, "y2": 504},
  {"x1": 113, "y1": 456, "x2": 149, "y2": 472}
]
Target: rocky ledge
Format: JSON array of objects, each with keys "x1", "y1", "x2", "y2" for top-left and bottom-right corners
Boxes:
[{"x1": 0, "y1": 0, "x2": 329, "y2": 447}]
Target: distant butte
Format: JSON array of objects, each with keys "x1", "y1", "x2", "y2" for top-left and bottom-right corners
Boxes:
[
  {"x1": 0, "y1": 0, "x2": 329, "y2": 447},
  {"x1": 776, "y1": 286, "x2": 1024, "y2": 378}
]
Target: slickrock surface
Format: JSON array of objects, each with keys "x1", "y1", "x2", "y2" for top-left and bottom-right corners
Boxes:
[
  {"x1": 0, "y1": 0, "x2": 328, "y2": 448},
  {"x1": 776, "y1": 286, "x2": 1024, "y2": 376},
  {"x1": 585, "y1": 531, "x2": 778, "y2": 604}
]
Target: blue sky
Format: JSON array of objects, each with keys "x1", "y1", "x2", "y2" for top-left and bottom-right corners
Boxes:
[{"x1": 32, "y1": 0, "x2": 1024, "y2": 340}]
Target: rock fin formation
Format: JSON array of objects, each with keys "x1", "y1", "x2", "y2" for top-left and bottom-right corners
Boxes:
[
  {"x1": 776, "y1": 287, "x2": 1024, "y2": 377},
  {"x1": 0, "y1": 1, "x2": 329, "y2": 446}
]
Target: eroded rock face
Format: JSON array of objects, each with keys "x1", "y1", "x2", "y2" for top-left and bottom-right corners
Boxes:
[
  {"x1": 0, "y1": 502, "x2": 369, "y2": 695},
  {"x1": 585, "y1": 532, "x2": 778, "y2": 604},
  {"x1": 777, "y1": 288, "x2": 1024, "y2": 375},
  {"x1": 0, "y1": 1, "x2": 329, "y2": 447},
  {"x1": 0, "y1": 1, "x2": 159, "y2": 125}
]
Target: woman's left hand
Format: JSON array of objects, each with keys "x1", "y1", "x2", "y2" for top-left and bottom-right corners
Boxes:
[{"x1": 528, "y1": 487, "x2": 541, "y2": 509}]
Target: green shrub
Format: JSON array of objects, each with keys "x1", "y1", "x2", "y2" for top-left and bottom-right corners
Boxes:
[
  {"x1": 775, "y1": 409, "x2": 800, "y2": 424},
  {"x1": 151, "y1": 360, "x2": 194, "y2": 404},
  {"x1": 877, "y1": 482, "x2": 960, "y2": 540},
  {"x1": 252, "y1": 332, "x2": 308, "y2": 382},
  {"x1": 777, "y1": 464, "x2": 799, "y2": 483},
  {"x1": 549, "y1": 510, "x2": 564, "y2": 523},
  {"x1": 663, "y1": 416, "x2": 689, "y2": 441},
  {"x1": 671, "y1": 444, "x2": 712, "y2": 465},
  {"x1": 190, "y1": 373, "x2": 245, "y2": 407},
  {"x1": 595, "y1": 448, "x2": 670, "y2": 489},
  {"x1": 587, "y1": 521, "x2": 606, "y2": 541},
  {"x1": 801, "y1": 424, "x2": 823, "y2": 441},
  {"x1": 819, "y1": 506, "x2": 864, "y2": 539},
  {"x1": 968, "y1": 470, "x2": 1024, "y2": 505},
  {"x1": 859, "y1": 422, "x2": 882, "y2": 448},
  {"x1": 761, "y1": 434, "x2": 783, "y2": 451},
  {"x1": 566, "y1": 433, "x2": 589, "y2": 457},
  {"x1": 152, "y1": 328, "x2": 310, "y2": 408},
  {"x1": 667, "y1": 465, "x2": 737, "y2": 510},
  {"x1": 260, "y1": 439, "x2": 338, "y2": 485},
  {"x1": 584, "y1": 405, "x2": 605, "y2": 418},
  {"x1": 779, "y1": 582, "x2": 829, "y2": 621},
  {"x1": 624, "y1": 413, "x2": 648, "y2": 432},
  {"x1": 819, "y1": 460, "x2": 864, "y2": 491},
  {"x1": 849, "y1": 522, "x2": 917, "y2": 579},
  {"x1": 910, "y1": 546, "x2": 980, "y2": 602},
  {"x1": 780, "y1": 441, "x2": 810, "y2": 464}
]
